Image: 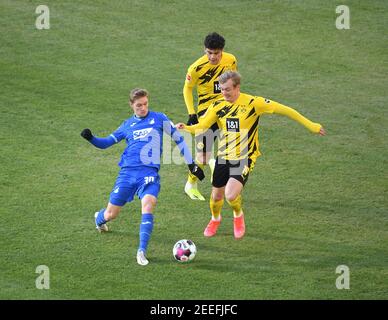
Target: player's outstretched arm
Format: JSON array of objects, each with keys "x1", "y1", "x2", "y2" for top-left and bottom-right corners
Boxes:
[
  {"x1": 177, "y1": 107, "x2": 217, "y2": 135},
  {"x1": 176, "y1": 122, "x2": 203, "y2": 135},
  {"x1": 80, "y1": 128, "x2": 116, "y2": 149},
  {"x1": 270, "y1": 103, "x2": 324, "y2": 134},
  {"x1": 81, "y1": 128, "x2": 93, "y2": 141},
  {"x1": 163, "y1": 117, "x2": 205, "y2": 181},
  {"x1": 176, "y1": 121, "x2": 210, "y2": 136}
]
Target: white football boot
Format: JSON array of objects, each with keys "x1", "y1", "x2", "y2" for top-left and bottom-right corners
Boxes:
[
  {"x1": 136, "y1": 250, "x2": 149, "y2": 266},
  {"x1": 94, "y1": 212, "x2": 108, "y2": 232}
]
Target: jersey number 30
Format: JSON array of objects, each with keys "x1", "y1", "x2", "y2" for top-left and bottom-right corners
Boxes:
[{"x1": 144, "y1": 176, "x2": 155, "y2": 184}]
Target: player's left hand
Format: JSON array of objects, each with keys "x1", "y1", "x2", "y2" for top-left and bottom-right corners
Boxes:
[
  {"x1": 187, "y1": 114, "x2": 199, "y2": 125},
  {"x1": 188, "y1": 162, "x2": 205, "y2": 181},
  {"x1": 81, "y1": 128, "x2": 93, "y2": 141},
  {"x1": 319, "y1": 127, "x2": 326, "y2": 136},
  {"x1": 176, "y1": 123, "x2": 185, "y2": 130}
]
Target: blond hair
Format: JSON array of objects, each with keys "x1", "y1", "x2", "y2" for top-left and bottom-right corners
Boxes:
[{"x1": 218, "y1": 71, "x2": 241, "y2": 86}]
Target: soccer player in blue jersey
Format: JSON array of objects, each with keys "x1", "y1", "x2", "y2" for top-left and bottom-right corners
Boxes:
[{"x1": 81, "y1": 88, "x2": 205, "y2": 266}]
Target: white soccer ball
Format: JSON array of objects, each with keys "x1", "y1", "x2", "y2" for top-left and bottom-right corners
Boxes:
[{"x1": 173, "y1": 239, "x2": 197, "y2": 262}]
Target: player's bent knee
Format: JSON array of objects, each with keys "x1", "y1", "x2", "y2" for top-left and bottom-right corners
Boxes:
[
  {"x1": 225, "y1": 193, "x2": 239, "y2": 203},
  {"x1": 142, "y1": 203, "x2": 155, "y2": 213},
  {"x1": 141, "y1": 196, "x2": 157, "y2": 213},
  {"x1": 211, "y1": 193, "x2": 224, "y2": 202}
]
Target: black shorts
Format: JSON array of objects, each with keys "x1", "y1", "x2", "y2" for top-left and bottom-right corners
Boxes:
[{"x1": 212, "y1": 157, "x2": 254, "y2": 188}]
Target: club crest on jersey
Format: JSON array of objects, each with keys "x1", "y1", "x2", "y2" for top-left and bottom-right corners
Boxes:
[
  {"x1": 265, "y1": 99, "x2": 271, "y2": 104},
  {"x1": 149, "y1": 118, "x2": 155, "y2": 124},
  {"x1": 133, "y1": 128, "x2": 152, "y2": 140}
]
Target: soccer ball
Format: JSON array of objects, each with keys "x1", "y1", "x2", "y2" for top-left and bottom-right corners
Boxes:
[{"x1": 173, "y1": 239, "x2": 196, "y2": 262}]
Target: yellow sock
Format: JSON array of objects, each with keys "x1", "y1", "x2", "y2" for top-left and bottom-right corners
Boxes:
[
  {"x1": 227, "y1": 195, "x2": 243, "y2": 217},
  {"x1": 210, "y1": 197, "x2": 224, "y2": 220},
  {"x1": 187, "y1": 173, "x2": 197, "y2": 184},
  {"x1": 197, "y1": 162, "x2": 205, "y2": 171},
  {"x1": 187, "y1": 162, "x2": 205, "y2": 185}
]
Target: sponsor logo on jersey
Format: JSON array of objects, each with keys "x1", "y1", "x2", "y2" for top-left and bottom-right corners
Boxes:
[
  {"x1": 226, "y1": 118, "x2": 240, "y2": 132},
  {"x1": 133, "y1": 128, "x2": 152, "y2": 140},
  {"x1": 197, "y1": 142, "x2": 205, "y2": 150}
]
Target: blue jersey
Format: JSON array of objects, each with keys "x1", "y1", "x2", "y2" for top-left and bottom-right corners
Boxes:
[{"x1": 109, "y1": 110, "x2": 192, "y2": 170}]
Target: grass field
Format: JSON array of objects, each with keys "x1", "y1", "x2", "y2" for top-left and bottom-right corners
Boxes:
[{"x1": 1, "y1": 0, "x2": 387, "y2": 300}]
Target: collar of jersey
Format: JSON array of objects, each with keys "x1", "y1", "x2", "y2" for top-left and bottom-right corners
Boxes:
[{"x1": 134, "y1": 111, "x2": 150, "y2": 120}]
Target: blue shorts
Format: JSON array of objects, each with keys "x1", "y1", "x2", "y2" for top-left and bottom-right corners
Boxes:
[{"x1": 109, "y1": 166, "x2": 161, "y2": 206}]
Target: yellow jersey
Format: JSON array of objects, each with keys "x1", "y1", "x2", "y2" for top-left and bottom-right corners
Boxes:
[
  {"x1": 183, "y1": 52, "x2": 237, "y2": 115},
  {"x1": 185, "y1": 93, "x2": 322, "y2": 164}
]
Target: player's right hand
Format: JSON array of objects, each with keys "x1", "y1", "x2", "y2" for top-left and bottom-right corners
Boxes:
[
  {"x1": 81, "y1": 128, "x2": 93, "y2": 141},
  {"x1": 187, "y1": 114, "x2": 198, "y2": 125},
  {"x1": 175, "y1": 123, "x2": 185, "y2": 130},
  {"x1": 188, "y1": 162, "x2": 205, "y2": 181}
]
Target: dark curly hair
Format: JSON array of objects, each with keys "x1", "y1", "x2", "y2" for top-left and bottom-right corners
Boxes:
[{"x1": 204, "y1": 32, "x2": 225, "y2": 50}]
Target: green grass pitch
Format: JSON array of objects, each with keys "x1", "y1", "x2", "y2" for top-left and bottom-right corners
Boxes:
[{"x1": 0, "y1": 0, "x2": 387, "y2": 299}]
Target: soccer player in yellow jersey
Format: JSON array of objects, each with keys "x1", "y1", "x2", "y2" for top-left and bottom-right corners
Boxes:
[
  {"x1": 183, "y1": 32, "x2": 237, "y2": 201},
  {"x1": 177, "y1": 71, "x2": 326, "y2": 239}
]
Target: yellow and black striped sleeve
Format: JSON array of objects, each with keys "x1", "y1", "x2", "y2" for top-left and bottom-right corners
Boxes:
[{"x1": 253, "y1": 97, "x2": 322, "y2": 133}]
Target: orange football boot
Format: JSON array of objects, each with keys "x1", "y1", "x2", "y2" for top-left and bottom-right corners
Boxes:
[
  {"x1": 233, "y1": 214, "x2": 245, "y2": 239},
  {"x1": 204, "y1": 219, "x2": 221, "y2": 237}
]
